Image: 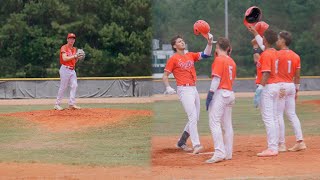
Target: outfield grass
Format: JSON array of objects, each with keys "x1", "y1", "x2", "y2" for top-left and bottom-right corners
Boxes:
[
  {"x1": 0, "y1": 103, "x2": 151, "y2": 166},
  {"x1": 153, "y1": 95, "x2": 320, "y2": 136}
]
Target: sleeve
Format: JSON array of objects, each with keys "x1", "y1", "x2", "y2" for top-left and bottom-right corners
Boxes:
[
  {"x1": 60, "y1": 45, "x2": 67, "y2": 54},
  {"x1": 261, "y1": 53, "x2": 271, "y2": 72},
  {"x1": 255, "y1": 35, "x2": 265, "y2": 51},
  {"x1": 189, "y1": 52, "x2": 201, "y2": 62},
  {"x1": 211, "y1": 57, "x2": 224, "y2": 78},
  {"x1": 164, "y1": 57, "x2": 175, "y2": 73}
]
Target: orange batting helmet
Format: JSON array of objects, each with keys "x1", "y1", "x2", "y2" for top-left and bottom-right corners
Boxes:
[
  {"x1": 255, "y1": 21, "x2": 269, "y2": 36},
  {"x1": 243, "y1": 6, "x2": 262, "y2": 28},
  {"x1": 193, "y1": 20, "x2": 210, "y2": 39}
]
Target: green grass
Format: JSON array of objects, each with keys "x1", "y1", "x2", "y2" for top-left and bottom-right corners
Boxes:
[
  {"x1": 153, "y1": 95, "x2": 320, "y2": 136},
  {"x1": 0, "y1": 103, "x2": 152, "y2": 166}
]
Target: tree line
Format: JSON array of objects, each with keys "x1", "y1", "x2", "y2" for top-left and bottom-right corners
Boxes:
[
  {"x1": 152, "y1": 0, "x2": 320, "y2": 77},
  {"x1": 0, "y1": 0, "x2": 152, "y2": 78}
]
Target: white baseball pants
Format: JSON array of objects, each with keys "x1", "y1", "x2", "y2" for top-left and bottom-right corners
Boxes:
[
  {"x1": 55, "y1": 65, "x2": 78, "y2": 106},
  {"x1": 208, "y1": 89, "x2": 235, "y2": 159},
  {"x1": 277, "y1": 82, "x2": 303, "y2": 144},
  {"x1": 177, "y1": 86, "x2": 201, "y2": 147},
  {"x1": 260, "y1": 83, "x2": 280, "y2": 151}
]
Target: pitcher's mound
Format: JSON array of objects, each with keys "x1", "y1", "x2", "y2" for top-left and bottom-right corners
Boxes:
[{"x1": 4, "y1": 108, "x2": 152, "y2": 132}]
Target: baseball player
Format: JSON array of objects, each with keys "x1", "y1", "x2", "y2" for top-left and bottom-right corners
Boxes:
[
  {"x1": 253, "y1": 29, "x2": 280, "y2": 157},
  {"x1": 276, "y1": 31, "x2": 306, "y2": 152},
  {"x1": 162, "y1": 34, "x2": 213, "y2": 154},
  {"x1": 54, "y1": 33, "x2": 85, "y2": 110},
  {"x1": 205, "y1": 37, "x2": 236, "y2": 163}
]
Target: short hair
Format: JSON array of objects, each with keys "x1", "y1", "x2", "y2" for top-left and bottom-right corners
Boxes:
[
  {"x1": 171, "y1": 35, "x2": 183, "y2": 52},
  {"x1": 264, "y1": 29, "x2": 278, "y2": 45},
  {"x1": 216, "y1": 37, "x2": 231, "y2": 51},
  {"x1": 279, "y1": 31, "x2": 292, "y2": 46}
]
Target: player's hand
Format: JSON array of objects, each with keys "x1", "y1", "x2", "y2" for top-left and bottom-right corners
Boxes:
[
  {"x1": 248, "y1": 25, "x2": 258, "y2": 36},
  {"x1": 76, "y1": 49, "x2": 85, "y2": 61},
  {"x1": 165, "y1": 86, "x2": 176, "y2": 95},
  {"x1": 254, "y1": 85, "x2": 263, "y2": 108},
  {"x1": 206, "y1": 91, "x2": 214, "y2": 111},
  {"x1": 207, "y1": 33, "x2": 213, "y2": 44}
]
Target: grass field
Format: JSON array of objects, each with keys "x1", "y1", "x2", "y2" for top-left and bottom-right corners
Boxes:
[
  {"x1": 153, "y1": 95, "x2": 320, "y2": 136},
  {"x1": 0, "y1": 103, "x2": 152, "y2": 167}
]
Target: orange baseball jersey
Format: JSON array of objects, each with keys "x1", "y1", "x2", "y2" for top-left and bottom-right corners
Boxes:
[
  {"x1": 60, "y1": 44, "x2": 77, "y2": 67},
  {"x1": 255, "y1": 58, "x2": 262, "y2": 84},
  {"x1": 164, "y1": 52, "x2": 201, "y2": 86},
  {"x1": 277, "y1": 49, "x2": 301, "y2": 83},
  {"x1": 211, "y1": 55, "x2": 237, "y2": 90},
  {"x1": 260, "y1": 48, "x2": 279, "y2": 84}
]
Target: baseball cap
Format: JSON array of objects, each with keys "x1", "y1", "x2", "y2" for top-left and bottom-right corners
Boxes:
[{"x1": 67, "y1": 33, "x2": 76, "y2": 39}]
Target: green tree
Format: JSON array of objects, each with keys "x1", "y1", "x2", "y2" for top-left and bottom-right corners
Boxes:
[{"x1": 0, "y1": 0, "x2": 152, "y2": 78}]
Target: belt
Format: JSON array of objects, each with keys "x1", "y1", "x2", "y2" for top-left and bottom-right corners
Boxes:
[
  {"x1": 179, "y1": 83, "x2": 196, "y2": 86},
  {"x1": 62, "y1": 65, "x2": 74, "y2": 70}
]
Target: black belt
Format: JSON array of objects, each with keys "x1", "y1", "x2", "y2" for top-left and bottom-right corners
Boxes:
[{"x1": 63, "y1": 65, "x2": 74, "y2": 70}]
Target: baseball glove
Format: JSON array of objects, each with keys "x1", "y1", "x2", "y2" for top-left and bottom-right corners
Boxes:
[{"x1": 76, "y1": 49, "x2": 85, "y2": 61}]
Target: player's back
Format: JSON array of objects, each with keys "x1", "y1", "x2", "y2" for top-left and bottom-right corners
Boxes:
[
  {"x1": 260, "y1": 48, "x2": 279, "y2": 84},
  {"x1": 212, "y1": 56, "x2": 236, "y2": 91},
  {"x1": 277, "y1": 49, "x2": 300, "y2": 83}
]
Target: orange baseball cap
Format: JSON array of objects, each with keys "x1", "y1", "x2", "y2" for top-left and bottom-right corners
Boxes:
[{"x1": 67, "y1": 33, "x2": 76, "y2": 39}]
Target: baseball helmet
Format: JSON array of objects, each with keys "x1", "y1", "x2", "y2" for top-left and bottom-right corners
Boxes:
[
  {"x1": 193, "y1": 20, "x2": 210, "y2": 39},
  {"x1": 67, "y1": 33, "x2": 76, "y2": 39},
  {"x1": 243, "y1": 6, "x2": 262, "y2": 28},
  {"x1": 255, "y1": 21, "x2": 269, "y2": 36}
]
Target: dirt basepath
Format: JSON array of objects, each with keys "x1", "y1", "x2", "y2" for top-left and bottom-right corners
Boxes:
[{"x1": 152, "y1": 135, "x2": 320, "y2": 179}]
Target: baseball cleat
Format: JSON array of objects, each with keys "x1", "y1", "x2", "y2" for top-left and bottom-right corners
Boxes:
[
  {"x1": 176, "y1": 144, "x2": 193, "y2": 152},
  {"x1": 205, "y1": 156, "x2": 225, "y2": 164},
  {"x1": 54, "y1": 105, "x2": 63, "y2": 111},
  {"x1": 288, "y1": 142, "x2": 306, "y2": 152},
  {"x1": 257, "y1": 149, "x2": 278, "y2": 157},
  {"x1": 278, "y1": 144, "x2": 287, "y2": 152},
  {"x1": 69, "y1": 105, "x2": 81, "y2": 110},
  {"x1": 192, "y1": 145, "x2": 203, "y2": 154}
]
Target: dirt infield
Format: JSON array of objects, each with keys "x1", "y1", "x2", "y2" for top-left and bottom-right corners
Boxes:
[
  {"x1": 302, "y1": 99, "x2": 320, "y2": 105},
  {"x1": 3, "y1": 108, "x2": 152, "y2": 132},
  {"x1": 152, "y1": 135, "x2": 320, "y2": 179}
]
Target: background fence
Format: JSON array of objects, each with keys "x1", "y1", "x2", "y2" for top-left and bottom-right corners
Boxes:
[{"x1": 0, "y1": 76, "x2": 319, "y2": 99}]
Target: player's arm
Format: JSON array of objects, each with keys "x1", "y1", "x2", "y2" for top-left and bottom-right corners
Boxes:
[
  {"x1": 248, "y1": 26, "x2": 265, "y2": 51},
  {"x1": 209, "y1": 76, "x2": 221, "y2": 92},
  {"x1": 162, "y1": 71, "x2": 176, "y2": 94},
  {"x1": 251, "y1": 39, "x2": 261, "y2": 64},
  {"x1": 62, "y1": 52, "x2": 78, "y2": 62},
  {"x1": 260, "y1": 72, "x2": 270, "y2": 86},
  {"x1": 200, "y1": 33, "x2": 213, "y2": 59},
  {"x1": 294, "y1": 68, "x2": 301, "y2": 91},
  {"x1": 162, "y1": 71, "x2": 171, "y2": 88}
]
